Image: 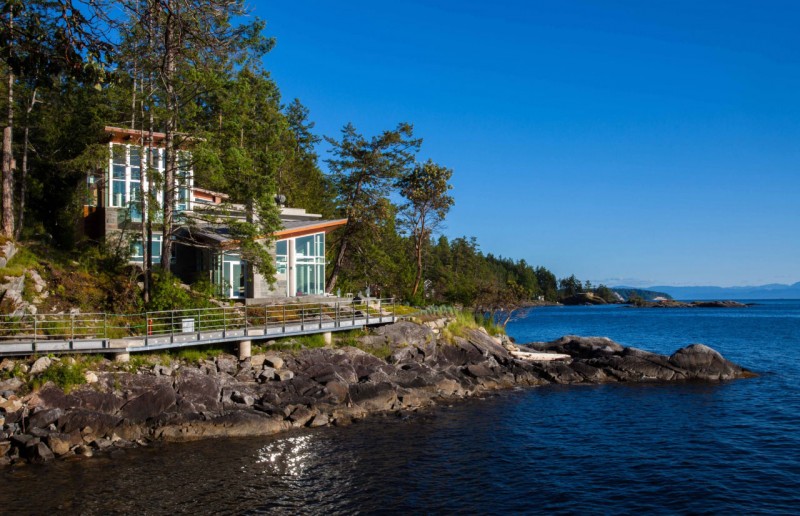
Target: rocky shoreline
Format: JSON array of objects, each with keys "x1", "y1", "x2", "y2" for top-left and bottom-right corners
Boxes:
[
  {"x1": 0, "y1": 320, "x2": 755, "y2": 466},
  {"x1": 630, "y1": 300, "x2": 751, "y2": 308}
]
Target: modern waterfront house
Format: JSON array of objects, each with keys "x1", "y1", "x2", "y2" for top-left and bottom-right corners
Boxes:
[{"x1": 83, "y1": 126, "x2": 346, "y2": 301}]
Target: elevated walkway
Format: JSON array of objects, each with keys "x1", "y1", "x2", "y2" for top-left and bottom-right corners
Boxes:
[{"x1": 0, "y1": 298, "x2": 397, "y2": 357}]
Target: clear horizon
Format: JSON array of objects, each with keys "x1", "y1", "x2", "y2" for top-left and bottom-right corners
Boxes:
[{"x1": 255, "y1": 1, "x2": 799, "y2": 287}]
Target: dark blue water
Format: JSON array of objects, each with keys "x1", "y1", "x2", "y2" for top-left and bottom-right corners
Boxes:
[{"x1": 2, "y1": 301, "x2": 799, "y2": 514}]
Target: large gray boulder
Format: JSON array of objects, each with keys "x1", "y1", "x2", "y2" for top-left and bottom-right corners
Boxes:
[
  {"x1": 371, "y1": 321, "x2": 437, "y2": 364},
  {"x1": 669, "y1": 344, "x2": 751, "y2": 380},
  {"x1": 175, "y1": 368, "x2": 223, "y2": 413}
]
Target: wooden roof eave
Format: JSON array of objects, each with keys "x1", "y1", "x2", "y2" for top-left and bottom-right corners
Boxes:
[
  {"x1": 180, "y1": 218, "x2": 348, "y2": 252},
  {"x1": 272, "y1": 219, "x2": 349, "y2": 239}
]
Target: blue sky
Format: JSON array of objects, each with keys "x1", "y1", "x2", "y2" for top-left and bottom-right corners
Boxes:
[{"x1": 253, "y1": 0, "x2": 799, "y2": 287}]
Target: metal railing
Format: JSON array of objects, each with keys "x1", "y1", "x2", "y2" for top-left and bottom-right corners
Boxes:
[{"x1": 0, "y1": 298, "x2": 396, "y2": 352}]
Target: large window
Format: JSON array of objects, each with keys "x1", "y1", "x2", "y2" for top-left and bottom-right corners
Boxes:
[
  {"x1": 177, "y1": 152, "x2": 191, "y2": 212},
  {"x1": 111, "y1": 145, "x2": 127, "y2": 208},
  {"x1": 275, "y1": 240, "x2": 288, "y2": 275},
  {"x1": 129, "y1": 147, "x2": 142, "y2": 220},
  {"x1": 294, "y1": 233, "x2": 325, "y2": 295},
  {"x1": 130, "y1": 235, "x2": 163, "y2": 264},
  {"x1": 108, "y1": 143, "x2": 192, "y2": 218}
]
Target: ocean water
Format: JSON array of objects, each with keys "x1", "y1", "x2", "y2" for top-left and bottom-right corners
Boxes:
[{"x1": 2, "y1": 300, "x2": 799, "y2": 514}]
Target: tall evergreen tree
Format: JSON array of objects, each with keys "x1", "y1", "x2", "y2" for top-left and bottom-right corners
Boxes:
[
  {"x1": 1, "y1": 0, "x2": 111, "y2": 239},
  {"x1": 324, "y1": 122, "x2": 420, "y2": 292},
  {"x1": 113, "y1": 0, "x2": 271, "y2": 273}
]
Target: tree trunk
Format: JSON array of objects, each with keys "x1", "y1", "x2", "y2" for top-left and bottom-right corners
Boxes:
[
  {"x1": 16, "y1": 88, "x2": 36, "y2": 240},
  {"x1": 16, "y1": 121, "x2": 29, "y2": 240},
  {"x1": 411, "y1": 234, "x2": 423, "y2": 297},
  {"x1": 143, "y1": 0, "x2": 155, "y2": 303},
  {"x1": 326, "y1": 225, "x2": 350, "y2": 293},
  {"x1": 1, "y1": 124, "x2": 12, "y2": 239},
  {"x1": 326, "y1": 175, "x2": 366, "y2": 293},
  {"x1": 2, "y1": 57, "x2": 14, "y2": 239},
  {"x1": 160, "y1": 14, "x2": 176, "y2": 273}
]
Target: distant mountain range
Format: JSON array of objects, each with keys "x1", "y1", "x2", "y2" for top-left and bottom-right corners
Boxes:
[{"x1": 614, "y1": 282, "x2": 800, "y2": 301}]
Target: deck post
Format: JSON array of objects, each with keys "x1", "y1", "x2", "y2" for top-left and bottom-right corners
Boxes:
[
  {"x1": 238, "y1": 340, "x2": 252, "y2": 360},
  {"x1": 322, "y1": 331, "x2": 332, "y2": 345}
]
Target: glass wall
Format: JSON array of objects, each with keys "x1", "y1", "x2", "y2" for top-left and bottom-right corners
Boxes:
[{"x1": 294, "y1": 233, "x2": 325, "y2": 295}]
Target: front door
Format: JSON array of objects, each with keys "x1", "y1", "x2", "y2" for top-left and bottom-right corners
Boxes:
[{"x1": 218, "y1": 252, "x2": 245, "y2": 299}]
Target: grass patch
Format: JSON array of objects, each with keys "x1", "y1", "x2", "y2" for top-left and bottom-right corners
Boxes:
[
  {"x1": 269, "y1": 333, "x2": 328, "y2": 352},
  {"x1": 30, "y1": 361, "x2": 87, "y2": 393},
  {"x1": 174, "y1": 345, "x2": 226, "y2": 364},
  {"x1": 0, "y1": 246, "x2": 40, "y2": 280},
  {"x1": 392, "y1": 304, "x2": 420, "y2": 316},
  {"x1": 442, "y1": 310, "x2": 505, "y2": 342}
]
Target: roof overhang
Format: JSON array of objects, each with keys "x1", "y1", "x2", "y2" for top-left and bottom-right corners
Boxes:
[
  {"x1": 175, "y1": 218, "x2": 348, "y2": 251},
  {"x1": 104, "y1": 126, "x2": 200, "y2": 147},
  {"x1": 274, "y1": 218, "x2": 348, "y2": 239}
]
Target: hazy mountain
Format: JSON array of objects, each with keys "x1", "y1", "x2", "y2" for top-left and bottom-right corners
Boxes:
[{"x1": 619, "y1": 282, "x2": 800, "y2": 300}]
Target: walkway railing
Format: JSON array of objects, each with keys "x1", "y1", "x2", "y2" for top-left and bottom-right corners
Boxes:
[{"x1": 0, "y1": 298, "x2": 396, "y2": 355}]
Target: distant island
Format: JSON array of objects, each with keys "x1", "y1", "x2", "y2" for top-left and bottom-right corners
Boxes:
[{"x1": 615, "y1": 282, "x2": 800, "y2": 301}]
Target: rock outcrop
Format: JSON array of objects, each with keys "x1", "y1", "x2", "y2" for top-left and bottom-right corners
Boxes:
[
  {"x1": 630, "y1": 299, "x2": 750, "y2": 308},
  {"x1": 0, "y1": 322, "x2": 754, "y2": 466}
]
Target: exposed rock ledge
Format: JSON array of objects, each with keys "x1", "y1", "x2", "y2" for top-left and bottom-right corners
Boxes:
[{"x1": 0, "y1": 321, "x2": 754, "y2": 465}]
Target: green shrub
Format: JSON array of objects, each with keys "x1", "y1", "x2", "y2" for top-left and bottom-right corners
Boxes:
[
  {"x1": 191, "y1": 277, "x2": 217, "y2": 299},
  {"x1": 148, "y1": 273, "x2": 194, "y2": 311},
  {"x1": 31, "y1": 361, "x2": 87, "y2": 393},
  {"x1": 148, "y1": 273, "x2": 217, "y2": 311}
]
